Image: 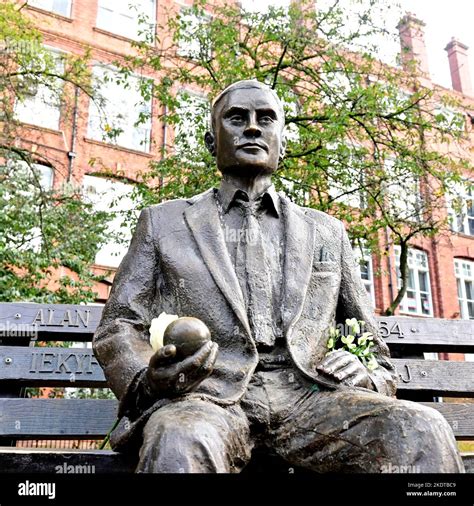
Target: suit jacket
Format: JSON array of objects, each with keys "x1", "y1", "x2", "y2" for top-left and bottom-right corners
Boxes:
[{"x1": 93, "y1": 188, "x2": 397, "y2": 449}]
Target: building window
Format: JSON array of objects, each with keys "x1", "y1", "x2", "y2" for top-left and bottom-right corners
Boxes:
[
  {"x1": 87, "y1": 65, "x2": 152, "y2": 153},
  {"x1": 28, "y1": 0, "x2": 72, "y2": 17},
  {"x1": 395, "y1": 247, "x2": 433, "y2": 317},
  {"x1": 280, "y1": 88, "x2": 300, "y2": 144},
  {"x1": 4, "y1": 160, "x2": 54, "y2": 252},
  {"x1": 174, "y1": 90, "x2": 209, "y2": 157},
  {"x1": 326, "y1": 144, "x2": 365, "y2": 209},
  {"x1": 177, "y1": 9, "x2": 211, "y2": 60},
  {"x1": 352, "y1": 245, "x2": 375, "y2": 307},
  {"x1": 82, "y1": 176, "x2": 136, "y2": 268},
  {"x1": 7, "y1": 160, "x2": 53, "y2": 190},
  {"x1": 455, "y1": 259, "x2": 474, "y2": 320},
  {"x1": 239, "y1": 0, "x2": 290, "y2": 14},
  {"x1": 14, "y1": 49, "x2": 64, "y2": 130},
  {"x1": 434, "y1": 105, "x2": 465, "y2": 133},
  {"x1": 96, "y1": 0, "x2": 156, "y2": 42},
  {"x1": 447, "y1": 180, "x2": 474, "y2": 236},
  {"x1": 384, "y1": 158, "x2": 422, "y2": 222}
]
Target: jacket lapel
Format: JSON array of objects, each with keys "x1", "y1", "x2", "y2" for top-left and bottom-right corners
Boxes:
[
  {"x1": 280, "y1": 195, "x2": 317, "y2": 335},
  {"x1": 184, "y1": 190, "x2": 251, "y2": 337}
]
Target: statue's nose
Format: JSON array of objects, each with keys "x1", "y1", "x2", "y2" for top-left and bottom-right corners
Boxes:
[{"x1": 244, "y1": 116, "x2": 262, "y2": 137}]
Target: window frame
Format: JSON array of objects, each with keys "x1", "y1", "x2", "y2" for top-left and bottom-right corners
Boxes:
[
  {"x1": 28, "y1": 0, "x2": 72, "y2": 18},
  {"x1": 352, "y1": 244, "x2": 376, "y2": 308},
  {"x1": 395, "y1": 246, "x2": 434, "y2": 317},
  {"x1": 86, "y1": 63, "x2": 153, "y2": 153},
  {"x1": 454, "y1": 258, "x2": 474, "y2": 320},
  {"x1": 82, "y1": 175, "x2": 138, "y2": 268},
  {"x1": 326, "y1": 143, "x2": 367, "y2": 209},
  {"x1": 173, "y1": 88, "x2": 210, "y2": 160},
  {"x1": 447, "y1": 179, "x2": 474, "y2": 237},
  {"x1": 14, "y1": 46, "x2": 66, "y2": 131},
  {"x1": 96, "y1": 0, "x2": 157, "y2": 42},
  {"x1": 176, "y1": 8, "x2": 212, "y2": 61},
  {"x1": 383, "y1": 157, "x2": 423, "y2": 222}
]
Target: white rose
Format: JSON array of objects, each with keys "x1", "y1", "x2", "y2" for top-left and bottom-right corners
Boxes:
[{"x1": 149, "y1": 312, "x2": 179, "y2": 352}]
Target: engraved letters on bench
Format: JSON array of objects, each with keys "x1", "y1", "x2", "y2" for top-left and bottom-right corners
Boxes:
[
  {"x1": 31, "y1": 309, "x2": 91, "y2": 328},
  {"x1": 29, "y1": 350, "x2": 99, "y2": 375}
]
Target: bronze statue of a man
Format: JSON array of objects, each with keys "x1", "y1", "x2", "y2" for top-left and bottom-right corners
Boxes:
[{"x1": 93, "y1": 80, "x2": 464, "y2": 473}]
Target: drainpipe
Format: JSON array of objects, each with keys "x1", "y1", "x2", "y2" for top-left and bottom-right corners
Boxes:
[
  {"x1": 385, "y1": 226, "x2": 394, "y2": 308},
  {"x1": 160, "y1": 104, "x2": 168, "y2": 190},
  {"x1": 67, "y1": 86, "x2": 79, "y2": 182}
]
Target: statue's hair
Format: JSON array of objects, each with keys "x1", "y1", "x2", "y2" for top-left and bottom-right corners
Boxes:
[{"x1": 210, "y1": 79, "x2": 285, "y2": 132}]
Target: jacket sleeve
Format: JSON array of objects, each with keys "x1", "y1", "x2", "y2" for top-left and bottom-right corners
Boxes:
[
  {"x1": 336, "y1": 221, "x2": 398, "y2": 397},
  {"x1": 93, "y1": 207, "x2": 159, "y2": 415}
]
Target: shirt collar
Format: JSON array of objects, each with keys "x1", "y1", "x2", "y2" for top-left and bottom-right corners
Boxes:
[{"x1": 216, "y1": 179, "x2": 280, "y2": 217}]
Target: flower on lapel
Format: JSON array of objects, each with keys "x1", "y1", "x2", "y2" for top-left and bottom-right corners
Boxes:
[
  {"x1": 149, "y1": 312, "x2": 179, "y2": 352},
  {"x1": 325, "y1": 319, "x2": 379, "y2": 371}
]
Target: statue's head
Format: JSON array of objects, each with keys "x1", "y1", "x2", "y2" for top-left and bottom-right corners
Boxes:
[{"x1": 205, "y1": 79, "x2": 286, "y2": 177}]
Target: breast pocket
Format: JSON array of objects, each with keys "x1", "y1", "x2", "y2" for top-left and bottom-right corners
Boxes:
[{"x1": 312, "y1": 261, "x2": 339, "y2": 273}]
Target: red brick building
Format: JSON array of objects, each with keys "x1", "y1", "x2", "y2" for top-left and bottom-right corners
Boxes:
[{"x1": 15, "y1": 1, "x2": 474, "y2": 325}]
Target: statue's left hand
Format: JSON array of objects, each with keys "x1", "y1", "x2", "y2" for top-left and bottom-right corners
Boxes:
[{"x1": 316, "y1": 350, "x2": 373, "y2": 389}]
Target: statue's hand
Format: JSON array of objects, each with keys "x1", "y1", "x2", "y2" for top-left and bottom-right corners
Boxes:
[
  {"x1": 145, "y1": 341, "x2": 218, "y2": 397},
  {"x1": 316, "y1": 350, "x2": 372, "y2": 389}
]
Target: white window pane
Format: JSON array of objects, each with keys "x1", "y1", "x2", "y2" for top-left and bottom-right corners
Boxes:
[
  {"x1": 4, "y1": 161, "x2": 54, "y2": 252},
  {"x1": 352, "y1": 244, "x2": 375, "y2": 308},
  {"x1": 239, "y1": 0, "x2": 290, "y2": 14},
  {"x1": 177, "y1": 10, "x2": 211, "y2": 60},
  {"x1": 455, "y1": 259, "x2": 474, "y2": 320},
  {"x1": 175, "y1": 91, "x2": 209, "y2": 156},
  {"x1": 29, "y1": 0, "x2": 71, "y2": 17},
  {"x1": 96, "y1": 0, "x2": 156, "y2": 41},
  {"x1": 14, "y1": 51, "x2": 64, "y2": 130},
  {"x1": 434, "y1": 105, "x2": 464, "y2": 133},
  {"x1": 446, "y1": 179, "x2": 474, "y2": 236},
  {"x1": 327, "y1": 144, "x2": 364, "y2": 208},
  {"x1": 87, "y1": 65, "x2": 152, "y2": 152},
  {"x1": 82, "y1": 176, "x2": 137, "y2": 268},
  {"x1": 395, "y1": 246, "x2": 433, "y2": 317},
  {"x1": 384, "y1": 158, "x2": 421, "y2": 221}
]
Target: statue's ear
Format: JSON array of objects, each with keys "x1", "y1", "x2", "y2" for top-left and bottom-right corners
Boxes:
[
  {"x1": 279, "y1": 133, "x2": 287, "y2": 162},
  {"x1": 204, "y1": 131, "x2": 216, "y2": 157}
]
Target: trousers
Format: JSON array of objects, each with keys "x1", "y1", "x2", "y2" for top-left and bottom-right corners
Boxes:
[{"x1": 136, "y1": 367, "x2": 464, "y2": 473}]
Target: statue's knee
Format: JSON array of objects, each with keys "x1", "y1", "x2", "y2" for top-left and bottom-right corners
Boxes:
[
  {"x1": 143, "y1": 410, "x2": 220, "y2": 449},
  {"x1": 387, "y1": 401, "x2": 452, "y2": 443}
]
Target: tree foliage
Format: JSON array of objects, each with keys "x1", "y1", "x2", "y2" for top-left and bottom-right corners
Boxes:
[
  {"x1": 119, "y1": 0, "x2": 472, "y2": 315},
  {"x1": 0, "y1": 1, "x2": 111, "y2": 303}
]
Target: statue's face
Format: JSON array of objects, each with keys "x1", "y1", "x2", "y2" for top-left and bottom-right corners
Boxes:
[{"x1": 212, "y1": 87, "x2": 285, "y2": 176}]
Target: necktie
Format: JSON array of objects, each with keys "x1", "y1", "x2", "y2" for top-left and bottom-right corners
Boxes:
[{"x1": 237, "y1": 200, "x2": 275, "y2": 347}]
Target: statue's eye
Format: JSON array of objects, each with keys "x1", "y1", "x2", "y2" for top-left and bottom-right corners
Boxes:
[
  {"x1": 260, "y1": 115, "x2": 273, "y2": 124},
  {"x1": 229, "y1": 114, "x2": 244, "y2": 123}
]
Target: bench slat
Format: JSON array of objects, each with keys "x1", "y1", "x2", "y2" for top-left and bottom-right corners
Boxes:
[
  {"x1": 0, "y1": 448, "x2": 136, "y2": 473},
  {"x1": 378, "y1": 317, "x2": 474, "y2": 353},
  {"x1": 0, "y1": 447, "x2": 471, "y2": 473},
  {"x1": 0, "y1": 348, "x2": 473, "y2": 396},
  {"x1": 423, "y1": 403, "x2": 474, "y2": 440},
  {"x1": 0, "y1": 346, "x2": 106, "y2": 387},
  {"x1": 1, "y1": 302, "x2": 473, "y2": 352},
  {"x1": 0, "y1": 302, "x2": 102, "y2": 340},
  {"x1": 1, "y1": 398, "x2": 474, "y2": 440},
  {"x1": 0, "y1": 399, "x2": 118, "y2": 438},
  {"x1": 393, "y1": 359, "x2": 474, "y2": 396}
]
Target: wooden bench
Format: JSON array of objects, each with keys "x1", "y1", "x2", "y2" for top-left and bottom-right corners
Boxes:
[{"x1": 0, "y1": 302, "x2": 473, "y2": 473}]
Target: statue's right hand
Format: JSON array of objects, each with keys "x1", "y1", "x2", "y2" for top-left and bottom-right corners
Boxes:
[{"x1": 145, "y1": 341, "x2": 218, "y2": 397}]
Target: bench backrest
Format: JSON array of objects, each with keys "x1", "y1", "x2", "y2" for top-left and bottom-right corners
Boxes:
[{"x1": 0, "y1": 302, "x2": 473, "y2": 442}]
